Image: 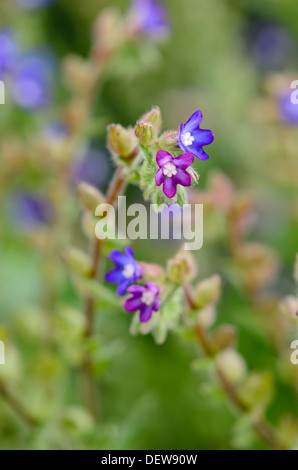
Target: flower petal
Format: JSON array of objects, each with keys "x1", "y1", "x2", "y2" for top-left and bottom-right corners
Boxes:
[
  {"x1": 125, "y1": 246, "x2": 134, "y2": 259},
  {"x1": 175, "y1": 169, "x2": 192, "y2": 187},
  {"x1": 162, "y1": 177, "x2": 177, "y2": 198},
  {"x1": 127, "y1": 284, "x2": 145, "y2": 295},
  {"x1": 174, "y1": 153, "x2": 194, "y2": 170},
  {"x1": 117, "y1": 279, "x2": 130, "y2": 296},
  {"x1": 191, "y1": 146, "x2": 210, "y2": 160},
  {"x1": 124, "y1": 295, "x2": 142, "y2": 312},
  {"x1": 184, "y1": 110, "x2": 203, "y2": 132},
  {"x1": 146, "y1": 282, "x2": 160, "y2": 295},
  {"x1": 155, "y1": 168, "x2": 165, "y2": 186},
  {"x1": 109, "y1": 250, "x2": 127, "y2": 267},
  {"x1": 153, "y1": 298, "x2": 161, "y2": 312},
  {"x1": 139, "y1": 305, "x2": 153, "y2": 323},
  {"x1": 192, "y1": 128, "x2": 214, "y2": 147},
  {"x1": 156, "y1": 150, "x2": 172, "y2": 167},
  {"x1": 105, "y1": 269, "x2": 123, "y2": 284}
]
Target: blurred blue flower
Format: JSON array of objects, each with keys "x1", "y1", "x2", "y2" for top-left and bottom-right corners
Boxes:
[
  {"x1": 14, "y1": 0, "x2": 57, "y2": 10},
  {"x1": 106, "y1": 247, "x2": 141, "y2": 296},
  {"x1": 130, "y1": 0, "x2": 170, "y2": 38},
  {"x1": 43, "y1": 121, "x2": 69, "y2": 140},
  {"x1": 10, "y1": 52, "x2": 55, "y2": 111},
  {"x1": 0, "y1": 30, "x2": 18, "y2": 77},
  {"x1": 279, "y1": 91, "x2": 298, "y2": 125},
  {"x1": 14, "y1": 192, "x2": 53, "y2": 227},
  {"x1": 71, "y1": 146, "x2": 110, "y2": 189},
  {"x1": 248, "y1": 21, "x2": 296, "y2": 73}
]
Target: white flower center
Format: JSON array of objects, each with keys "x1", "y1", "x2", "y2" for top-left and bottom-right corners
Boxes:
[
  {"x1": 162, "y1": 161, "x2": 177, "y2": 178},
  {"x1": 122, "y1": 264, "x2": 135, "y2": 279},
  {"x1": 181, "y1": 132, "x2": 194, "y2": 147},
  {"x1": 141, "y1": 290, "x2": 155, "y2": 306}
]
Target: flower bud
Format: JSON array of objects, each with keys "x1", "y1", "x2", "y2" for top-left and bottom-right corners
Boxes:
[
  {"x1": 135, "y1": 121, "x2": 156, "y2": 146},
  {"x1": 140, "y1": 106, "x2": 162, "y2": 134},
  {"x1": 158, "y1": 130, "x2": 178, "y2": 151},
  {"x1": 78, "y1": 183, "x2": 105, "y2": 213},
  {"x1": 197, "y1": 305, "x2": 216, "y2": 329},
  {"x1": 63, "y1": 248, "x2": 92, "y2": 277},
  {"x1": 193, "y1": 275, "x2": 221, "y2": 308},
  {"x1": 211, "y1": 325, "x2": 237, "y2": 351},
  {"x1": 107, "y1": 124, "x2": 138, "y2": 159},
  {"x1": 216, "y1": 349, "x2": 247, "y2": 385},
  {"x1": 238, "y1": 372, "x2": 273, "y2": 410},
  {"x1": 167, "y1": 248, "x2": 197, "y2": 285},
  {"x1": 138, "y1": 262, "x2": 165, "y2": 282}
]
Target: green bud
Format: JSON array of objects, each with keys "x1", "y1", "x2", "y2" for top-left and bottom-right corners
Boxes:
[
  {"x1": 211, "y1": 324, "x2": 238, "y2": 351},
  {"x1": 140, "y1": 106, "x2": 162, "y2": 134},
  {"x1": 158, "y1": 130, "x2": 178, "y2": 151},
  {"x1": 107, "y1": 124, "x2": 138, "y2": 159},
  {"x1": 216, "y1": 349, "x2": 247, "y2": 385},
  {"x1": 193, "y1": 275, "x2": 221, "y2": 308},
  {"x1": 135, "y1": 121, "x2": 156, "y2": 145},
  {"x1": 167, "y1": 248, "x2": 197, "y2": 285},
  {"x1": 238, "y1": 372, "x2": 274, "y2": 411},
  {"x1": 63, "y1": 248, "x2": 92, "y2": 277},
  {"x1": 197, "y1": 305, "x2": 216, "y2": 329},
  {"x1": 78, "y1": 182, "x2": 105, "y2": 212}
]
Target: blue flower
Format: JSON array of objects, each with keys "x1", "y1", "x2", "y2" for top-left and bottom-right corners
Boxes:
[
  {"x1": 178, "y1": 110, "x2": 214, "y2": 161},
  {"x1": 14, "y1": 192, "x2": 53, "y2": 227},
  {"x1": 279, "y1": 90, "x2": 298, "y2": 126},
  {"x1": 0, "y1": 30, "x2": 18, "y2": 77},
  {"x1": 10, "y1": 52, "x2": 55, "y2": 111},
  {"x1": 105, "y1": 247, "x2": 141, "y2": 296},
  {"x1": 14, "y1": 0, "x2": 57, "y2": 10},
  {"x1": 130, "y1": 0, "x2": 170, "y2": 38}
]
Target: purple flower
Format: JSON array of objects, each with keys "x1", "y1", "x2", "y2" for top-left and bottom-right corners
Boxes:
[
  {"x1": 178, "y1": 110, "x2": 214, "y2": 160},
  {"x1": 0, "y1": 30, "x2": 18, "y2": 77},
  {"x1": 14, "y1": 0, "x2": 57, "y2": 10},
  {"x1": 279, "y1": 91, "x2": 298, "y2": 125},
  {"x1": 105, "y1": 247, "x2": 141, "y2": 296},
  {"x1": 124, "y1": 282, "x2": 161, "y2": 323},
  {"x1": 71, "y1": 147, "x2": 110, "y2": 189},
  {"x1": 10, "y1": 52, "x2": 55, "y2": 111},
  {"x1": 130, "y1": 0, "x2": 170, "y2": 38},
  {"x1": 14, "y1": 192, "x2": 53, "y2": 227},
  {"x1": 155, "y1": 150, "x2": 194, "y2": 199}
]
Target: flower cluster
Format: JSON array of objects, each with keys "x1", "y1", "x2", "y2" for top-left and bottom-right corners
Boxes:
[{"x1": 105, "y1": 247, "x2": 160, "y2": 322}]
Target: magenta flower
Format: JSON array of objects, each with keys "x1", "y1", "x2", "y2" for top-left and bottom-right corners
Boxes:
[
  {"x1": 124, "y1": 282, "x2": 161, "y2": 323},
  {"x1": 155, "y1": 150, "x2": 194, "y2": 199},
  {"x1": 105, "y1": 247, "x2": 141, "y2": 296},
  {"x1": 178, "y1": 110, "x2": 214, "y2": 160}
]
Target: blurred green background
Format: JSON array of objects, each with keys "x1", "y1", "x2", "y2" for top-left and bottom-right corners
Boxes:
[{"x1": 0, "y1": 0, "x2": 297, "y2": 450}]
